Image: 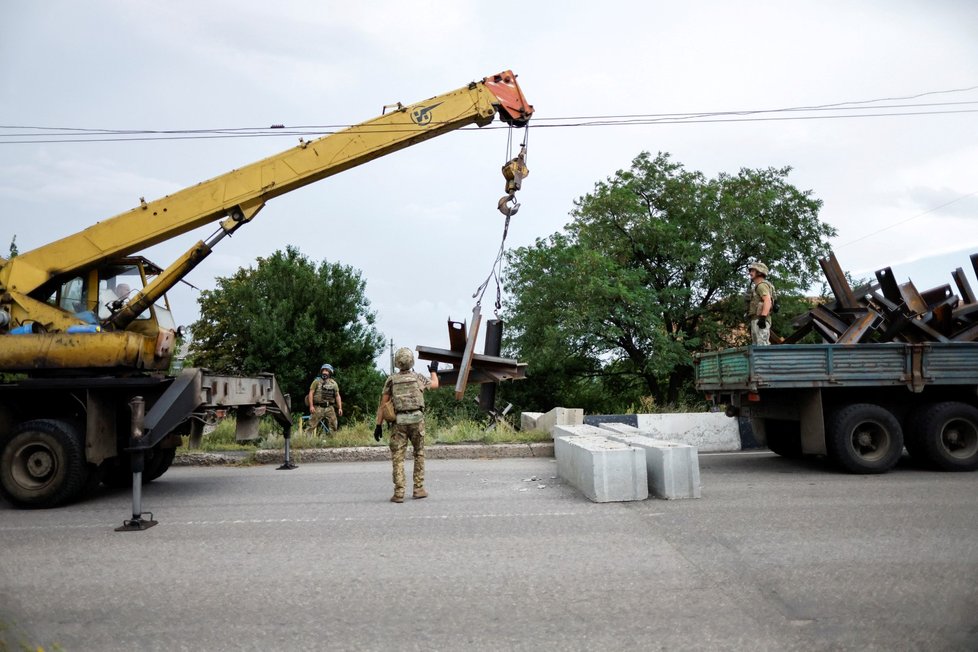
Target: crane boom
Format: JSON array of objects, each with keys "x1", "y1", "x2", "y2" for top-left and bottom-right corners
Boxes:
[{"x1": 1, "y1": 71, "x2": 532, "y2": 301}]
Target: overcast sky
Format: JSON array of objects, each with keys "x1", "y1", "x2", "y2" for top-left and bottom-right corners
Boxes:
[{"x1": 2, "y1": 1, "x2": 977, "y2": 373}]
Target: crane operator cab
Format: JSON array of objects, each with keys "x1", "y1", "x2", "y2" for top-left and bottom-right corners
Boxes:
[{"x1": 5, "y1": 256, "x2": 179, "y2": 373}]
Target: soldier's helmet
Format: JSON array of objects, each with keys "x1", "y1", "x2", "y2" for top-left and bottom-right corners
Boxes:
[
  {"x1": 394, "y1": 347, "x2": 414, "y2": 371},
  {"x1": 321, "y1": 363, "x2": 334, "y2": 374},
  {"x1": 748, "y1": 262, "x2": 769, "y2": 276}
]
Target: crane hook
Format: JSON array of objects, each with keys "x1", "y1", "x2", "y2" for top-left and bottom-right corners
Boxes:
[{"x1": 498, "y1": 194, "x2": 521, "y2": 217}]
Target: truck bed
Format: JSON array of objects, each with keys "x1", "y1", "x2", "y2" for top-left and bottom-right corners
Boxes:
[{"x1": 694, "y1": 342, "x2": 978, "y2": 392}]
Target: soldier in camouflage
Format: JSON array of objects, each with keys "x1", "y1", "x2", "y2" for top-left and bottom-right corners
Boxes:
[
  {"x1": 308, "y1": 363, "x2": 343, "y2": 433},
  {"x1": 747, "y1": 262, "x2": 774, "y2": 346},
  {"x1": 374, "y1": 348, "x2": 439, "y2": 503}
]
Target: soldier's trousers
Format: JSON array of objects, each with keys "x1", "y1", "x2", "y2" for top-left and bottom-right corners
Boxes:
[
  {"x1": 310, "y1": 405, "x2": 337, "y2": 432},
  {"x1": 750, "y1": 318, "x2": 771, "y2": 346},
  {"x1": 389, "y1": 421, "x2": 425, "y2": 497}
]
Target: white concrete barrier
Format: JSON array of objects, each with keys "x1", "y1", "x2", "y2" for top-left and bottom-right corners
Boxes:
[
  {"x1": 633, "y1": 413, "x2": 740, "y2": 452},
  {"x1": 553, "y1": 425, "x2": 648, "y2": 502},
  {"x1": 537, "y1": 407, "x2": 584, "y2": 437},
  {"x1": 598, "y1": 423, "x2": 701, "y2": 499},
  {"x1": 520, "y1": 411, "x2": 543, "y2": 431}
]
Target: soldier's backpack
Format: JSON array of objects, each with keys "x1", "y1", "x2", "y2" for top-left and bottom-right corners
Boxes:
[{"x1": 390, "y1": 373, "x2": 424, "y2": 413}]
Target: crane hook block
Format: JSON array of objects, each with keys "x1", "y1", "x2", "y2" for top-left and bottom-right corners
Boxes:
[{"x1": 501, "y1": 148, "x2": 529, "y2": 195}]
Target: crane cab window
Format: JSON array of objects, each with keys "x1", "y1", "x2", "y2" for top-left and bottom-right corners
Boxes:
[
  {"x1": 98, "y1": 268, "x2": 148, "y2": 320},
  {"x1": 46, "y1": 276, "x2": 87, "y2": 315}
]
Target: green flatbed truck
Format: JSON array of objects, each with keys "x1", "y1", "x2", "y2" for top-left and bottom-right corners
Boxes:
[{"x1": 694, "y1": 342, "x2": 978, "y2": 473}]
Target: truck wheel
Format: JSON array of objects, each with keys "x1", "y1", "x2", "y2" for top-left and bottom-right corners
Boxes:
[
  {"x1": 826, "y1": 403, "x2": 903, "y2": 474},
  {"x1": 0, "y1": 419, "x2": 89, "y2": 508},
  {"x1": 144, "y1": 446, "x2": 176, "y2": 482},
  {"x1": 907, "y1": 402, "x2": 978, "y2": 471},
  {"x1": 764, "y1": 419, "x2": 803, "y2": 458},
  {"x1": 102, "y1": 445, "x2": 176, "y2": 488}
]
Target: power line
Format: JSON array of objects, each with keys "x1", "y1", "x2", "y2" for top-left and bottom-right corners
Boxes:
[
  {"x1": 3, "y1": 87, "x2": 977, "y2": 144},
  {"x1": 836, "y1": 189, "x2": 978, "y2": 249}
]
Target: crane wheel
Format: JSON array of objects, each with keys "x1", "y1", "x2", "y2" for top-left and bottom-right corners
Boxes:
[{"x1": 0, "y1": 419, "x2": 89, "y2": 508}]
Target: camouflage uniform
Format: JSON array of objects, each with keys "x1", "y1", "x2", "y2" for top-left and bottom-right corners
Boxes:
[
  {"x1": 383, "y1": 369, "x2": 432, "y2": 500},
  {"x1": 749, "y1": 279, "x2": 774, "y2": 346},
  {"x1": 309, "y1": 376, "x2": 340, "y2": 432}
]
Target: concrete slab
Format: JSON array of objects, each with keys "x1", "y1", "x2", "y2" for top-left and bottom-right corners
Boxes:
[
  {"x1": 633, "y1": 412, "x2": 741, "y2": 452},
  {"x1": 537, "y1": 407, "x2": 584, "y2": 437},
  {"x1": 598, "y1": 423, "x2": 701, "y2": 499},
  {"x1": 553, "y1": 425, "x2": 648, "y2": 503},
  {"x1": 520, "y1": 411, "x2": 543, "y2": 431}
]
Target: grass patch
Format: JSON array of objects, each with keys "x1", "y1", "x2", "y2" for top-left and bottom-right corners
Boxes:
[{"x1": 177, "y1": 414, "x2": 551, "y2": 453}]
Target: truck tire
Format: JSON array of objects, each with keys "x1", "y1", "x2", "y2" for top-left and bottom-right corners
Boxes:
[
  {"x1": 906, "y1": 402, "x2": 978, "y2": 471},
  {"x1": 144, "y1": 446, "x2": 176, "y2": 482},
  {"x1": 764, "y1": 419, "x2": 803, "y2": 458},
  {"x1": 0, "y1": 419, "x2": 89, "y2": 508},
  {"x1": 102, "y1": 445, "x2": 177, "y2": 488},
  {"x1": 825, "y1": 403, "x2": 903, "y2": 474}
]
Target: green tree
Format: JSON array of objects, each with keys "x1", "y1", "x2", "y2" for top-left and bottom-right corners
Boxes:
[
  {"x1": 188, "y1": 246, "x2": 385, "y2": 419},
  {"x1": 7, "y1": 235, "x2": 17, "y2": 258},
  {"x1": 502, "y1": 151, "x2": 836, "y2": 410}
]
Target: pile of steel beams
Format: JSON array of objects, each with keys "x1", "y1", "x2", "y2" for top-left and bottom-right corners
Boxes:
[{"x1": 782, "y1": 251, "x2": 978, "y2": 344}]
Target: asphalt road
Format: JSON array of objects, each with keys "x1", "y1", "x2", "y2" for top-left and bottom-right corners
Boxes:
[{"x1": 1, "y1": 451, "x2": 977, "y2": 651}]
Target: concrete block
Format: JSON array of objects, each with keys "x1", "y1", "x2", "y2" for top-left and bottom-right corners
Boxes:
[
  {"x1": 633, "y1": 412, "x2": 741, "y2": 452},
  {"x1": 537, "y1": 407, "x2": 584, "y2": 437},
  {"x1": 554, "y1": 425, "x2": 648, "y2": 502},
  {"x1": 598, "y1": 424, "x2": 701, "y2": 499},
  {"x1": 520, "y1": 411, "x2": 543, "y2": 431}
]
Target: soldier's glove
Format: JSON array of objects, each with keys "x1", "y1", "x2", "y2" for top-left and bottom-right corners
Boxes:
[
  {"x1": 428, "y1": 361, "x2": 439, "y2": 374},
  {"x1": 373, "y1": 425, "x2": 383, "y2": 442},
  {"x1": 757, "y1": 316, "x2": 768, "y2": 329}
]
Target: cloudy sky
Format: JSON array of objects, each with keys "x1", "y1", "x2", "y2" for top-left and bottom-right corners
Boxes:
[{"x1": 2, "y1": 1, "x2": 977, "y2": 371}]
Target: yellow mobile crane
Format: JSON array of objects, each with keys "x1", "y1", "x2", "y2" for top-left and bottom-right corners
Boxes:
[{"x1": 0, "y1": 71, "x2": 533, "y2": 514}]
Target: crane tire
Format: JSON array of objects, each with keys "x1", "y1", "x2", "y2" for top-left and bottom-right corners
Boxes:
[{"x1": 0, "y1": 419, "x2": 89, "y2": 508}]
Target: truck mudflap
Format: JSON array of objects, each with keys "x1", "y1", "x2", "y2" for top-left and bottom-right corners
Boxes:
[{"x1": 129, "y1": 367, "x2": 292, "y2": 452}]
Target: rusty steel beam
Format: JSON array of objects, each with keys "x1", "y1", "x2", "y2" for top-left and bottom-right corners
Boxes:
[
  {"x1": 927, "y1": 298, "x2": 957, "y2": 337},
  {"x1": 875, "y1": 267, "x2": 903, "y2": 305},
  {"x1": 906, "y1": 319, "x2": 950, "y2": 343},
  {"x1": 433, "y1": 366, "x2": 527, "y2": 385},
  {"x1": 447, "y1": 318, "x2": 467, "y2": 352},
  {"x1": 479, "y1": 319, "x2": 503, "y2": 412},
  {"x1": 920, "y1": 284, "x2": 955, "y2": 309},
  {"x1": 452, "y1": 305, "x2": 483, "y2": 399},
  {"x1": 897, "y1": 280, "x2": 929, "y2": 316},
  {"x1": 952, "y1": 267, "x2": 977, "y2": 305},
  {"x1": 952, "y1": 302, "x2": 978, "y2": 324},
  {"x1": 951, "y1": 321, "x2": 978, "y2": 342},
  {"x1": 416, "y1": 345, "x2": 523, "y2": 372},
  {"x1": 820, "y1": 252, "x2": 858, "y2": 309},
  {"x1": 836, "y1": 310, "x2": 880, "y2": 344},
  {"x1": 810, "y1": 305, "x2": 850, "y2": 336}
]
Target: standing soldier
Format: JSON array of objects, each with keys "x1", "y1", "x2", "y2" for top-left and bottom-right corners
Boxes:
[
  {"x1": 373, "y1": 348, "x2": 439, "y2": 503},
  {"x1": 747, "y1": 262, "x2": 775, "y2": 346},
  {"x1": 308, "y1": 363, "x2": 343, "y2": 433}
]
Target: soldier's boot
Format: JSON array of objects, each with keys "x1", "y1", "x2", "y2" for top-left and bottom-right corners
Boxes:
[
  {"x1": 390, "y1": 494, "x2": 404, "y2": 503},
  {"x1": 413, "y1": 488, "x2": 428, "y2": 499}
]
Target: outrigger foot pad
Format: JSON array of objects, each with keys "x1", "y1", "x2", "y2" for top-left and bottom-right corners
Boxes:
[
  {"x1": 115, "y1": 512, "x2": 158, "y2": 532},
  {"x1": 277, "y1": 462, "x2": 298, "y2": 470}
]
